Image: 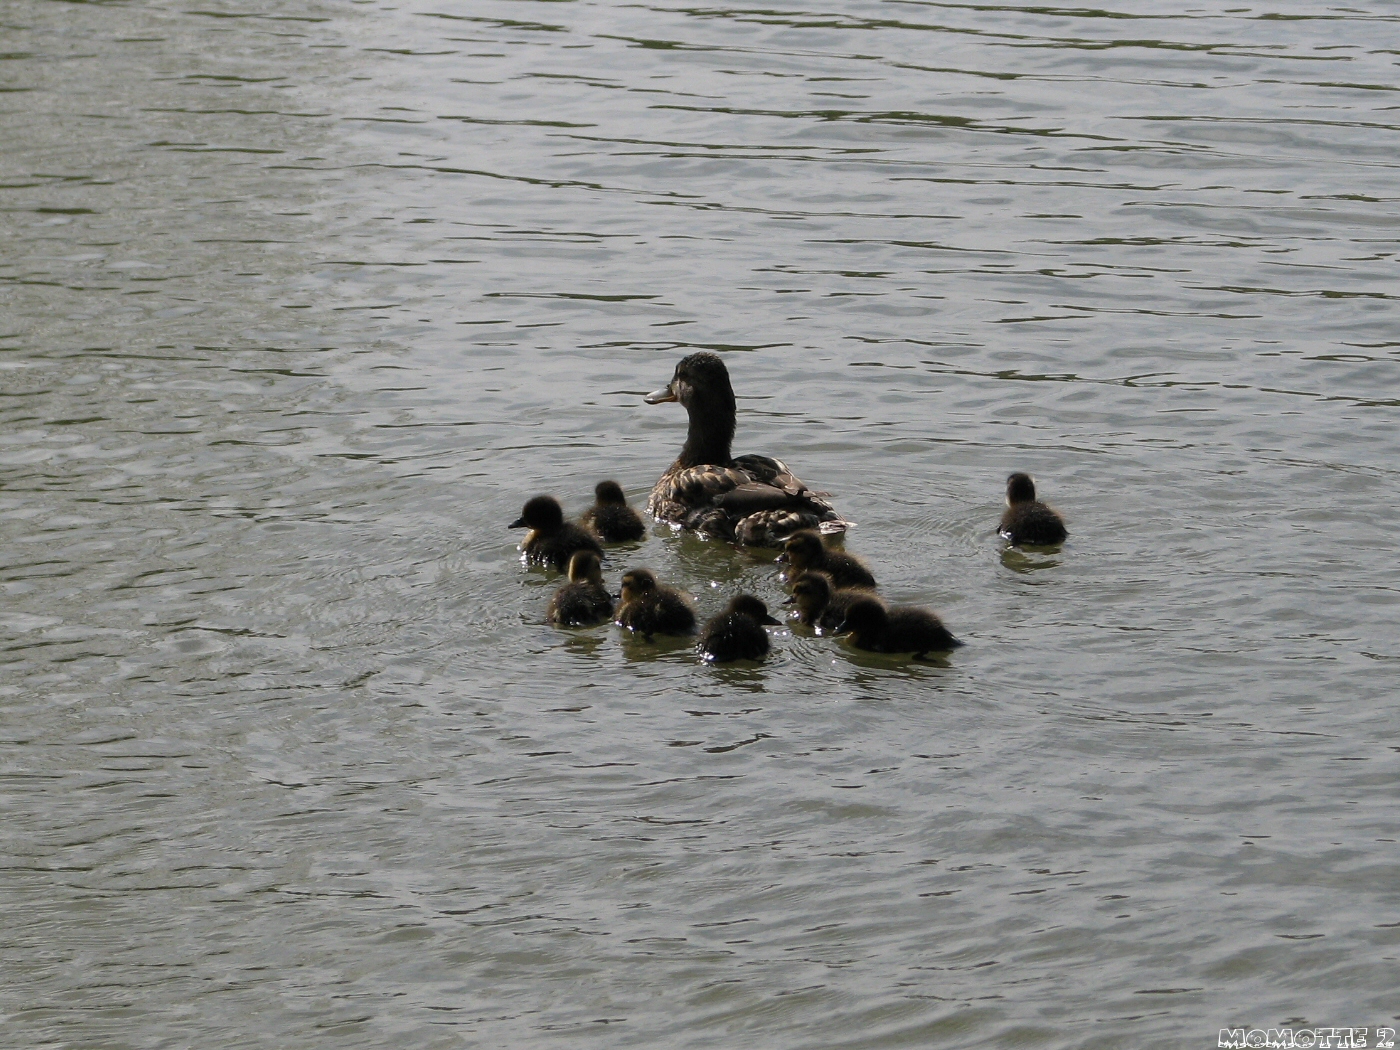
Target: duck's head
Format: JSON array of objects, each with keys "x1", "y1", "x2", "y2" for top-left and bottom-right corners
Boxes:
[
  {"x1": 1006, "y1": 472, "x2": 1037, "y2": 506},
  {"x1": 594, "y1": 480, "x2": 627, "y2": 505},
  {"x1": 841, "y1": 595, "x2": 889, "y2": 636},
  {"x1": 646, "y1": 353, "x2": 738, "y2": 466},
  {"x1": 511, "y1": 494, "x2": 564, "y2": 531},
  {"x1": 727, "y1": 593, "x2": 781, "y2": 626},
  {"x1": 783, "y1": 570, "x2": 832, "y2": 617},
  {"x1": 567, "y1": 550, "x2": 605, "y2": 587},
  {"x1": 619, "y1": 567, "x2": 658, "y2": 605},
  {"x1": 645, "y1": 351, "x2": 733, "y2": 408},
  {"x1": 779, "y1": 529, "x2": 824, "y2": 570}
]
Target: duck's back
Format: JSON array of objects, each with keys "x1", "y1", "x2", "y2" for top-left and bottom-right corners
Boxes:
[
  {"x1": 548, "y1": 582, "x2": 613, "y2": 627},
  {"x1": 699, "y1": 612, "x2": 770, "y2": 662},
  {"x1": 618, "y1": 588, "x2": 696, "y2": 637},
  {"x1": 883, "y1": 606, "x2": 961, "y2": 655},
  {"x1": 1000, "y1": 502, "x2": 1067, "y2": 545},
  {"x1": 583, "y1": 503, "x2": 646, "y2": 543},
  {"x1": 527, "y1": 522, "x2": 603, "y2": 571}
]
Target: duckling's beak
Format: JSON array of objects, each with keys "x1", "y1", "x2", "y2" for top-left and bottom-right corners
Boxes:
[
  {"x1": 509, "y1": 516, "x2": 526, "y2": 529},
  {"x1": 760, "y1": 613, "x2": 782, "y2": 626},
  {"x1": 775, "y1": 551, "x2": 789, "y2": 564},
  {"x1": 644, "y1": 381, "x2": 678, "y2": 405}
]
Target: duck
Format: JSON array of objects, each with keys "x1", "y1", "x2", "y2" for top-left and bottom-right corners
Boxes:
[
  {"x1": 580, "y1": 480, "x2": 646, "y2": 543},
  {"x1": 546, "y1": 550, "x2": 614, "y2": 627},
  {"x1": 615, "y1": 567, "x2": 697, "y2": 639},
  {"x1": 510, "y1": 494, "x2": 603, "y2": 571},
  {"x1": 999, "y1": 472, "x2": 1067, "y2": 546},
  {"x1": 783, "y1": 570, "x2": 874, "y2": 634},
  {"x1": 778, "y1": 529, "x2": 877, "y2": 590},
  {"x1": 841, "y1": 595, "x2": 962, "y2": 659},
  {"x1": 698, "y1": 594, "x2": 782, "y2": 662},
  {"x1": 644, "y1": 351, "x2": 851, "y2": 547}
]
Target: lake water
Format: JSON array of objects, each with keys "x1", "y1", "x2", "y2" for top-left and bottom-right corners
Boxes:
[{"x1": 3, "y1": 1, "x2": 1398, "y2": 1047}]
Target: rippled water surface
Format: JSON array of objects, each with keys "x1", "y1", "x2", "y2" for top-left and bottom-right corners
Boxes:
[{"x1": 4, "y1": 1, "x2": 1399, "y2": 1046}]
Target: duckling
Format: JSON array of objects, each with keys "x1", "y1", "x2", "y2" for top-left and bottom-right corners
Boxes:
[
  {"x1": 580, "y1": 480, "x2": 646, "y2": 543},
  {"x1": 999, "y1": 472, "x2": 1067, "y2": 546},
  {"x1": 842, "y1": 595, "x2": 961, "y2": 659},
  {"x1": 645, "y1": 351, "x2": 852, "y2": 547},
  {"x1": 546, "y1": 550, "x2": 614, "y2": 627},
  {"x1": 783, "y1": 570, "x2": 874, "y2": 634},
  {"x1": 510, "y1": 494, "x2": 603, "y2": 571},
  {"x1": 779, "y1": 529, "x2": 877, "y2": 590},
  {"x1": 615, "y1": 567, "x2": 696, "y2": 639},
  {"x1": 698, "y1": 594, "x2": 781, "y2": 662}
]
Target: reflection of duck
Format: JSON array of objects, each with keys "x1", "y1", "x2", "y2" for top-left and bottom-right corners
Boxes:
[
  {"x1": 699, "y1": 594, "x2": 781, "y2": 662},
  {"x1": 999, "y1": 473, "x2": 1067, "y2": 546},
  {"x1": 547, "y1": 551, "x2": 614, "y2": 627},
  {"x1": 842, "y1": 595, "x2": 961, "y2": 658},
  {"x1": 615, "y1": 567, "x2": 696, "y2": 639},
  {"x1": 783, "y1": 570, "x2": 873, "y2": 634},
  {"x1": 645, "y1": 352, "x2": 851, "y2": 547},
  {"x1": 510, "y1": 494, "x2": 603, "y2": 571},
  {"x1": 779, "y1": 529, "x2": 876, "y2": 590},
  {"x1": 581, "y1": 480, "x2": 646, "y2": 543}
]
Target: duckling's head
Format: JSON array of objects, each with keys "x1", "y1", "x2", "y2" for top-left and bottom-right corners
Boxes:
[
  {"x1": 780, "y1": 530, "x2": 825, "y2": 570},
  {"x1": 727, "y1": 593, "x2": 781, "y2": 626},
  {"x1": 567, "y1": 550, "x2": 605, "y2": 587},
  {"x1": 1006, "y1": 472, "x2": 1037, "y2": 506},
  {"x1": 619, "y1": 567, "x2": 658, "y2": 605},
  {"x1": 511, "y1": 494, "x2": 564, "y2": 531},
  {"x1": 594, "y1": 480, "x2": 627, "y2": 505},
  {"x1": 842, "y1": 595, "x2": 889, "y2": 635},
  {"x1": 784, "y1": 571, "x2": 832, "y2": 616}
]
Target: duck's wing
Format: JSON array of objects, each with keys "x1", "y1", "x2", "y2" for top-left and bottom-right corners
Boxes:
[
  {"x1": 648, "y1": 463, "x2": 751, "y2": 523},
  {"x1": 732, "y1": 454, "x2": 852, "y2": 532}
]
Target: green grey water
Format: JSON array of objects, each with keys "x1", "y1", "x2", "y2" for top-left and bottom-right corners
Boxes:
[{"x1": 2, "y1": 1, "x2": 1398, "y2": 1047}]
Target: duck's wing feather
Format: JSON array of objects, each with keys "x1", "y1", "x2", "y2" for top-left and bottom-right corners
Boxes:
[
  {"x1": 648, "y1": 463, "x2": 751, "y2": 523},
  {"x1": 733, "y1": 454, "x2": 851, "y2": 532}
]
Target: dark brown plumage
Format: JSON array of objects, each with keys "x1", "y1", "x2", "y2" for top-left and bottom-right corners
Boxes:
[
  {"x1": 615, "y1": 567, "x2": 696, "y2": 639},
  {"x1": 999, "y1": 472, "x2": 1067, "y2": 546},
  {"x1": 644, "y1": 352, "x2": 851, "y2": 547},
  {"x1": 842, "y1": 596, "x2": 961, "y2": 659},
  {"x1": 698, "y1": 594, "x2": 781, "y2": 662},
  {"x1": 580, "y1": 480, "x2": 646, "y2": 543},
  {"x1": 546, "y1": 551, "x2": 614, "y2": 627},
  {"x1": 778, "y1": 530, "x2": 876, "y2": 590},
  {"x1": 510, "y1": 494, "x2": 603, "y2": 571},
  {"x1": 783, "y1": 570, "x2": 874, "y2": 634}
]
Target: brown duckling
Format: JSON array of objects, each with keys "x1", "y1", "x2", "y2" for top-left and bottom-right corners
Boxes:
[
  {"x1": 615, "y1": 567, "x2": 696, "y2": 639},
  {"x1": 510, "y1": 494, "x2": 603, "y2": 571},
  {"x1": 581, "y1": 480, "x2": 646, "y2": 543},
  {"x1": 999, "y1": 472, "x2": 1067, "y2": 546},
  {"x1": 779, "y1": 529, "x2": 877, "y2": 590},
  {"x1": 698, "y1": 594, "x2": 781, "y2": 662},
  {"x1": 783, "y1": 570, "x2": 874, "y2": 634},
  {"x1": 842, "y1": 595, "x2": 962, "y2": 659},
  {"x1": 645, "y1": 351, "x2": 852, "y2": 547},
  {"x1": 546, "y1": 551, "x2": 614, "y2": 627}
]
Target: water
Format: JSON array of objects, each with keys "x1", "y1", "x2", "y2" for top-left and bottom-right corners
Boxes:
[{"x1": 3, "y1": 1, "x2": 1398, "y2": 1046}]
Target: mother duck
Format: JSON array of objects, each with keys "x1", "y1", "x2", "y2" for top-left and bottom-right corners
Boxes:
[{"x1": 644, "y1": 352, "x2": 851, "y2": 547}]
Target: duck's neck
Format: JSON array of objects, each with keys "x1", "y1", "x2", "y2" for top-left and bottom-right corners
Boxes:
[{"x1": 678, "y1": 390, "x2": 736, "y2": 468}]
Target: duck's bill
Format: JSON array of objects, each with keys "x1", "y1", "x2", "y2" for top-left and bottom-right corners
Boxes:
[
  {"x1": 644, "y1": 382, "x2": 677, "y2": 404},
  {"x1": 761, "y1": 614, "x2": 782, "y2": 625},
  {"x1": 509, "y1": 517, "x2": 526, "y2": 529}
]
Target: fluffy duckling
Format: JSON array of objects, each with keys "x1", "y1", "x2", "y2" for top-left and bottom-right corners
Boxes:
[
  {"x1": 698, "y1": 594, "x2": 781, "y2": 662},
  {"x1": 779, "y1": 529, "x2": 876, "y2": 590},
  {"x1": 546, "y1": 550, "x2": 614, "y2": 627},
  {"x1": 581, "y1": 480, "x2": 646, "y2": 543},
  {"x1": 842, "y1": 595, "x2": 962, "y2": 659},
  {"x1": 783, "y1": 570, "x2": 874, "y2": 634},
  {"x1": 615, "y1": 567, "x2": 697, "y2": 639},
  {"x1": 645, "y1": 351, "x2": 852, "y2": 547},
  {"x1": 999, "y1": 472, "x2": 1067, "y2": 546},
  {"x1": 510, "y1": 494, "x2": 603, "y2": 571}
]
